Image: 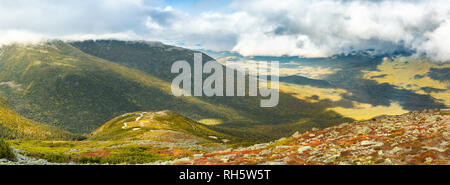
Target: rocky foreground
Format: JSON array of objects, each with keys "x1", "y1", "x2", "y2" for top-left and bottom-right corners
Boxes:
[
  {"x1": 163, "y1": 110, "x2": 449, "y2": 165},
  {"x1": 0, "y1": 147, "x2": 60, "y2": 165},
  {"x1": 1, "y1": 110, "x2": 449, "y2": 165}
]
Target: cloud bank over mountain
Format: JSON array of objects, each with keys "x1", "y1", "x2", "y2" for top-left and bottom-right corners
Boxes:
[{"x1": 1, "y1": 0, "x2": 450, "y2": 61}]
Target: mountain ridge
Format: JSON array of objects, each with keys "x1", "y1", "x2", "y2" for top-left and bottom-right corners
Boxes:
[
  {"x1": 0, "y1": 40, "x2": 355, "y2": 141},
  {"x1": 0, "y1": 41, "x2": 259, "y2": 134}
]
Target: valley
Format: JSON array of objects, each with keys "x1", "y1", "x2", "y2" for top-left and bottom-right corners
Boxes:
[
  {"x1": 0, "y1": 40, "x2": 356, "y2": 141},
  {"x1": 0, "y1": 40, "x2": 448, "y2": 165}
]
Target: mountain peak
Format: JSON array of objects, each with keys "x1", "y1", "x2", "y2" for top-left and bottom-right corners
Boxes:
[{"x1": 89, "y1": 110, "x2": 235, "y2": 144}]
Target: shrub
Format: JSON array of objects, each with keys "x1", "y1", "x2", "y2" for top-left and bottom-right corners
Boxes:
[
  {"x1": 0, "y1": 139, "x2": 16, "y2": 161},
  {"x1": 78, "y1": 156, "x2": 102, "y2": 164}
]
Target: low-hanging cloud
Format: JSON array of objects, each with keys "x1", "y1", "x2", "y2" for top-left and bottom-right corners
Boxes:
[
  {"x1": 1, "y1": 0, "x2": 450, "y2": 62},
  {"x1": 230, "y1": 0, "x2": 450, "y2": 61}
]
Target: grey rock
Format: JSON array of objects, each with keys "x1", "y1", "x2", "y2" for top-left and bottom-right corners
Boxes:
[
  {"x1": 297, "y1": 146, "x2": 312, "y2": 153},
  {"x1": 291, "y1": 131, "x2": 301, "y2": 138},
  {"x1": 357, "y1": 126, "x2": 372, "y2": 135}
]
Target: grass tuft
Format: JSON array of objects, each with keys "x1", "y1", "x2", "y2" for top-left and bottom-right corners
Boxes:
[{"x1": 0, "y1": 139, "x2": 16, "y2": 161}]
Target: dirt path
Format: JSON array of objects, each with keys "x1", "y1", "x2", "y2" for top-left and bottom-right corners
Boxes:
[{"x1": 122, "y1": 112, "x2": 147, "y2": 129}]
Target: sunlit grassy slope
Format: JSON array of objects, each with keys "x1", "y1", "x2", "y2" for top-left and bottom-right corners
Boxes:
[
  {"x1": 328, "y1": 102, "x2": 408, "y2": 120},
  {"x1": 363, "y1": 57, "x2": 450, "y2": 106},
  {"x1": 279, "y1": 83, "x2": 349, "y2": 103},
  {"x1": 7, "y1": 139, "x2": 219, "y2": 164},
  {"x1": 264, "y1": 54, "x2": 447, "y2": 120},
  {"x1": 89, "y1": 110, "x2": 237, "y2": 143},
  {"x1": 278, "y1": 83, "x2": 409, "y2": 120},
  {"x1": 0, "y1": 100, "x2": 78, "y2": 140}
]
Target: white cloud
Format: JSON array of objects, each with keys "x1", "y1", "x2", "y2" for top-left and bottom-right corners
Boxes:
[
  {"x1": 234, "y1": 33, "x2": 329, "y2": 57},
  {"x1": 0, "y1": 30, "x2": 45, "y2": 45},
  {"x1": 228, "y1": 0, "x2": 450, "y2": 61},
  {"x1": 418, "y1": 21, "x2": 450, "y2": 62},
  {"x1": 1, "y1": 0, "x2": 450, "y2": 62}
]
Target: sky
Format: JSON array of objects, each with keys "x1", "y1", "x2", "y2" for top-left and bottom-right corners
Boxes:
[{"x1": 1, "y1": 0, "x2": 450, "y2": 62}]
